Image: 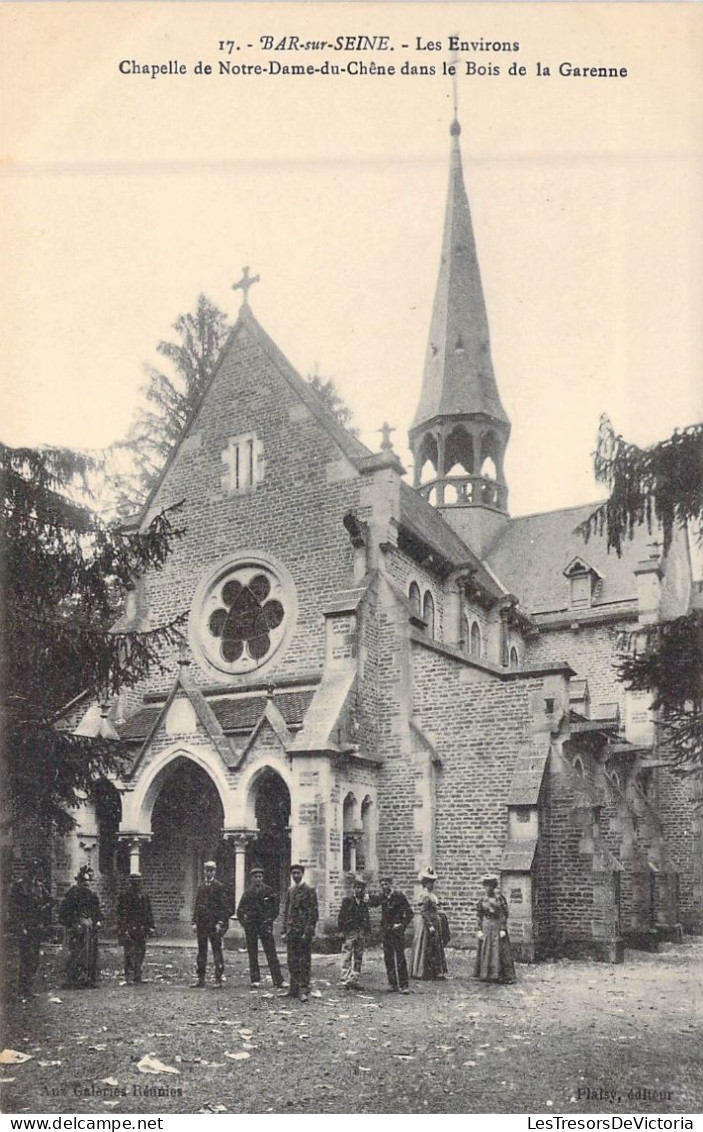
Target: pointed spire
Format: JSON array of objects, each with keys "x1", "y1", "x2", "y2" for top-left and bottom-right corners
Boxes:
[
  {"x1": 411, "y1": 119, "x2": 509, "y2": 431},
  {"x1": 408, "y1": 117, "x2": 512, "y2": 548}
]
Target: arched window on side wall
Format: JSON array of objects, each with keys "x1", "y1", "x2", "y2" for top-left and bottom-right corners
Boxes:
[
  {"x1": 573, "y1": 756, "x2": 585, "y2": 778},
  {"x1": 509, "y1": 646, "x2": 519, "y2": 669},
  {"x1": 422, "y1": 591, "x2": 435, "y2": 637},
  {"x1": 470, "y1": 620, "x2": 482, "y2": 657},
  {"x1": 409, "y1": 582, "x2": 421, "y2": 618},
  {"x1": 342, "y1": 792, "x2": 360, "y2": 873},
  {"x1": 358, "y1": 796, "x2": 374, "y2": 872}
]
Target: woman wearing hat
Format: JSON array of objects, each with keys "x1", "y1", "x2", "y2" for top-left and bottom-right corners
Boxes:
[
  {"x1": 474, "y1": 874, "x2": 516, "y2": 984},
  {"x1": 409, "y1": 867, "x2": 448, "y2": 981},
  {"x1": 58, "y1": 865, "x2": 102, "y2": 988}
]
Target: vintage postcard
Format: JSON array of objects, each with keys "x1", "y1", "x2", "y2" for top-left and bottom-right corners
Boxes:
[{"x1": 1, "y1": 2, "x2": 701, "y2": 1120}]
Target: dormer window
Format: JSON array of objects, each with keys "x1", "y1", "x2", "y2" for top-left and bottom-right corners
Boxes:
[{"x1": 563, "y1": 556, "x2": 601, "y2": 610}]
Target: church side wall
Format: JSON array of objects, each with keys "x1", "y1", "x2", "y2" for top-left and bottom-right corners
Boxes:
[
  {"x1": 545, "y1": 749, "x2": 621, "y2": 959},
  {"x1": 657, "y1": 768, "x2": 703, "y2": 932},
  {"x1": 370, "y1": 577, "x2": 420, "y2": 905},
  {"x1": 385, "y1": 548, "x2": 446, "y2": 640},
  {"x1": 410, "y1": 646, "x2": 536, "y2": 945},
  {"x1": 526, "y1": 622, "x2": 628, "y2": 715}
]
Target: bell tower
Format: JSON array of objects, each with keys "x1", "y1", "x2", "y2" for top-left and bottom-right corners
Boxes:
[{"x1": 409, "y1": 118, "x2": 511, "y2": 556}]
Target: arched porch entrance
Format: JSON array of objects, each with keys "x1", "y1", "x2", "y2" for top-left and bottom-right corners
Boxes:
[
  {"x1": 143, "y1": 757, "x2": 231, "y2": 933},
  {"x1": 246, "y1": 768, "x2": 291, "y2": 909}
]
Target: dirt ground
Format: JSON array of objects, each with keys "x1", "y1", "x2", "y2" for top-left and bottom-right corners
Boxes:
[{"x1": 1, "y1": 936, "x2": 701, "y2": 1115}]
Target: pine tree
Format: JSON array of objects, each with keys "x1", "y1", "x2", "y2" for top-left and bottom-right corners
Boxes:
[
  {"x1": 583, "y1": 415, "x2": 703, "y2": 773},
  {"x1": 108, "y1": 298, "x2": 358, "y2": 518},
  {"x1": 108, "y1": 294, "x2": 232, "y2": 517},
  {"x1": 1, "y1": 442, "x2": 186, "y2": 834}
]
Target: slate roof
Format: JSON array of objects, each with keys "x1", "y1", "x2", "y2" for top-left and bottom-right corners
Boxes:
[
  {"x1": 411, "y1": 124, "x2": 509, "y2": 431},
  {"x1": 501, "y1": 839, "x2": 538, "y2": 872},
  {"x1": 119, "y1": 689, "x2": 315, "y2": 741},
  {"x1": 485, "y1": 502, "x2": 655, "y2": 616},
  {"x1": 398, "y1": 481, "x2": 504, "y2": 598},
  {"x1": 507, "y1": 742, "x2": 550, "y2": 805}
]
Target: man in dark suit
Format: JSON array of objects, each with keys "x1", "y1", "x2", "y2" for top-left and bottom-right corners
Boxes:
[
  {"x1": 337, "y1": 876, "x2": 371, "y2": 989},
  {"x1": 116, "y1": 873, "x2": 155, "y2": 985},
  {"x1": 369, "y1": 873, "x2": 414, "y2": 993},
  {"x1": 191, "y1": 859, "x2": 229, "y2": 987},
  {"x1": 9, "y1": 859, "x2": 52, "y2": 998},
  {"x1": 236, "y1": 865, "x2": 285, "y2": 988},
  {"x1": 282, "y1": 864, "x2": 318, "y2": 1001}
]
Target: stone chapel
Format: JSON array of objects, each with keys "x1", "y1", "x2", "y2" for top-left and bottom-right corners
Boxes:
[{"x1": 56, "y1": 118, "x2": 701, "y2": 960}]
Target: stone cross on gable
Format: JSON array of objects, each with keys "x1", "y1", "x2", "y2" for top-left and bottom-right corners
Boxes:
[
  {"x1": 379, "y1": 421, "x2": 395, "y2": 452},
  {"x1": 232, "y1": 265, "x2": 260, "y2": 308}
]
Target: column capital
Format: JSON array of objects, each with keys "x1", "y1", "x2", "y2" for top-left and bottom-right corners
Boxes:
[{"x1": 224, "y1": 829, "x2": 257, "y2": 848}]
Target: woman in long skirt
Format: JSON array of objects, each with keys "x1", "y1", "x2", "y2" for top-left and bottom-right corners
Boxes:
[
  {"x1": 59, "y1": 866, "x2": 102, "y2": 988},
  {"x1": 410, "y1": 867, "x2": 448, "y2": 980},
  {"x1": 474, "y1": 873, "x2": 516, "y2": 984}
]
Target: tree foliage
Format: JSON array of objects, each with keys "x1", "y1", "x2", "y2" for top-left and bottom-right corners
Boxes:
[
  {"x1": 1, "y1": 443, "x2": 186, "y2": 834},
  {"x1": 108, "y1": 294, "x2": 232, "y2": 516},
  {"x1": 307, "y1": 370, "x2": 359, "y2": 437},
  {"x1": 583, "y1": 414, "x2": 703, "y2": 555},
  {"x1": 615, "y1": 612, "x2": 703, "y2": 771},
  {"x1": 109, "y1": 296, "x2": 358, "y2": 517},
  {"x1": 583, "y1": 415, "x2": 703, "y2": 774}
]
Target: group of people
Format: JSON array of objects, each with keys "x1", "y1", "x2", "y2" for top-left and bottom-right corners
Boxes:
[
  {"x1": 336, "y1": 866, "x2": 515, "y2": 992},
  {"x1": 9, "y1": 857, "x2": 515, "y2": 999}
]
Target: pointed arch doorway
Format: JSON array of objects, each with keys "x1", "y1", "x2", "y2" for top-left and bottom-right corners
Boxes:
[
  {"x1": 145, "y1": 757, "x2": 229, "y2": 934},
  {"x1": 247, "y1": 768, "x2": 291, "y2": 911}
]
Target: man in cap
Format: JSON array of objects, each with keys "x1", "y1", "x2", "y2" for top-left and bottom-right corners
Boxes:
[
  {"x1": 58, "y1": 865, "x2": 102, "y2": 988},
  {"x1": 9, "y1": 859, "x2": 52, "y2": 998},
  {"x1": 236, "y1": 865, "x2": 286, "y2": 989},
  {"x1": 116, "y1": 872, "x2": 155, "y2": 985},
  {"x1": 368, "y1": 873, "x2": 414, "y2": 993},
  {"x1": 282, "y1": 864, "x2": 318, "y2": 1001},
  {"x1": 191, "y1": 859, "x2": 230, "y2": 987},
  {"x1": 337, "y1": 875, "x2": 371, "y2": 989}
]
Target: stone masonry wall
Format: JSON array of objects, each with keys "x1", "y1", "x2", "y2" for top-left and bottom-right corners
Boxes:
[
  {"x1": 526, "y1": 622, "x2": 630, "y2": 716},
  {"x1": 129, "y1": 321, "x2": 364, "y2": 702},
  {"x1": 410, "y1": 644, "x2": 538, "y2": 945}
]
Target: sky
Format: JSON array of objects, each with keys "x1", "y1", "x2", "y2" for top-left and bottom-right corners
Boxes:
[{"x1": 1, "y1": 2, "x2": 702, "y2": 519}]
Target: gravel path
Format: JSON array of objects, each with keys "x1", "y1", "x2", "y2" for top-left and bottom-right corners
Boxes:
[{"x1": 2, "y1": 936, "x2": 700, "y2": 1114}]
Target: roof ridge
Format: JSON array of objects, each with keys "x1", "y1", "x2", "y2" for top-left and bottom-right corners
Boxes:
[{"x1": 507, "y1": 499, "x2": 607, "y2": 523}]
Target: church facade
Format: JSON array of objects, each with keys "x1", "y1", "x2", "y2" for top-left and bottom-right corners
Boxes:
[{"x1": 58, "y1": 119, "x2": 701, "y2": 960}]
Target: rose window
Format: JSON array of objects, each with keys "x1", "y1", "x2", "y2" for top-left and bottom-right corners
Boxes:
[
  {"x1": 195, "y1": 561, "x2": 289, "y2": 675},
  {"x1": 208, "y1": 574, "x2": 284, "y2": 663}
]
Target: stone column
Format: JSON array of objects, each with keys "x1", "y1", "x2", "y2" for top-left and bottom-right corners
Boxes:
[
  {"x1": 345, "y1": 830, "x2": 363, "y2": 875},
  {"x1": 118, "y1": 834, "x2": 150, "y2": 875},
  {"x1": 225, "y1": 831, "x2": 255, "y2": 911}
]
